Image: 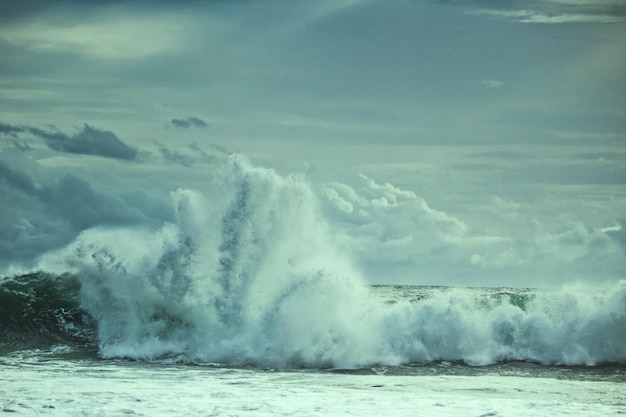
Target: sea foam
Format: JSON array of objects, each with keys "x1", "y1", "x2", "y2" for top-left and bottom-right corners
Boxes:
[{"x1": 35, "y1": 156, "x2": 626, "y2": 367}]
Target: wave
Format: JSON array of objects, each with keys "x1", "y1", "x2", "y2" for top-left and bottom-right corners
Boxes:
[
  {"x1": 3, "y1": 156, "x2": 625, "y2": 367},
  {"x1": 375, "y1": 284, "x2": 626, "y2": 366},
  {"x1": 0, "y1": 272, "x2": 95, "y2": 356}
]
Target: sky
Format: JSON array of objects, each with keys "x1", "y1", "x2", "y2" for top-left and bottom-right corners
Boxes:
[{"x1": 0, "y1": 0, "x2": 625, "y2": 288}]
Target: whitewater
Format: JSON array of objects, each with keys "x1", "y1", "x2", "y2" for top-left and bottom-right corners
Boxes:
[{"x1": 1, "y1": 156, "x2": 625, "y2": 415}]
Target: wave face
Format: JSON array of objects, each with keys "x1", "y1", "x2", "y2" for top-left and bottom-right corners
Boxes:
[
  {"x1": 7, "y1": 156, "x2": 625, "y2": 367},
  {"x1": 0, "y1": 272, "x2": 95, "y2": 355}
]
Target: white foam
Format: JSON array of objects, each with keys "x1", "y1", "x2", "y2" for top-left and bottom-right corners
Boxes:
[
  {"x1": 2, "y1": 360, "x2": 624, "y2": 417},
  {"x1": 37, "y1": 156, "x2": 626, "y2": 367}
]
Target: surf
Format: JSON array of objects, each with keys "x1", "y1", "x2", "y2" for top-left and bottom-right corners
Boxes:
[{"x1": 3, "y1": 156, "x2": 625, "y2": 368}]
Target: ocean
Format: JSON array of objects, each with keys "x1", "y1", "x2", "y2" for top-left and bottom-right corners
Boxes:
[
  {"x1": 1, "y1": 157, "x2": 625, "y2": 415},
  {"x1": 1, "y1": 274, "x2": 625, "y2": 416}
]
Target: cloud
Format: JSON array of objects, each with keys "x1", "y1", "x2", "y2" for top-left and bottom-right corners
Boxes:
[
  {"x1": 0, "y1": 151, "x2": 171, "y2": 270},
  {"x1": 0, "y1": 126, "x2": 32, "y2": 151},
  {"x1": 152, "y1": 139, "x2": 193, "y2": 167},
  {"x1": 0, "y1": 121, "x2": 139, "y2": 160},
  {"x1": 481, "y1": 79, "x2": 504, "y2": 88},
  {"x1": 188, "y1": 142, "x2": 222, "y2": 163},
  {"x1": 0, "y1": 122, "x2": 24, "y2": 137},
  {"x1": 467, "y1": 207, "x2": 624, "y2": 274},
  {"x1": 0, "y1": 9, "x2": 194, "y2": 59},
  {"x1": 34, "y1": 124, "x2": 138, "y2": 160},
  {"x1": 456, "y1": 0, "x2": 626, "y2": 24},
  {"x1": 170, "y1": 117, "x2": 208, "y2": 129},
  {"x1": 603, "y1": 221, "x2": 626, "y2": 252},
  {"x1": 319, "y1": 172, "x2": 626, "y2": 286},
  {"x1": 0, "y1": 160, "x2": 37, "y2": 195},
  {"x1": 11, "y1": 140, "x2": 32, "y2": 152},
  {"x1": 468, "y1": 8, "x2": 626, "y2": 24},
  {"x1": 320, "y1": 175, "x2": 469, "y2": 282},
  {"x1": 159, "y1": 148, "x2": 193, "y2": 167}
]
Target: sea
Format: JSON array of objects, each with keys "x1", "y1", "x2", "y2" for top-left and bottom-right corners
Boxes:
[
  {"x1": 1, "y1": 157, "x2": 625, "y2": 416},
  {"x1": 2, "y1": 275, "x2": 625, "y2": 416}
]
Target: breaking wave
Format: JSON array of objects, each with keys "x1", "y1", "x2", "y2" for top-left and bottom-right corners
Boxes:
[{"x1": 2, "y1": 156, "x2": 625, "y2": 367}]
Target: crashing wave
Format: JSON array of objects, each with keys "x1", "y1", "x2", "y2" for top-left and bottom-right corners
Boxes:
[{"x1": 3, "y1": 156, "x2": 625, "y2": 367}]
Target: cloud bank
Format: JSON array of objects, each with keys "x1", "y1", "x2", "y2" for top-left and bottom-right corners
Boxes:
[
  {"x1": 0, "y1": 151, "x2": 170, "y2": 270},
  {"x1": 1, "y1": 139, "x2": 623, "y2": 287},
  {"x1": 0, "y1": 1, "x2": 623, "y2": 288},
  {"x1": 0, "y1": 122, "x2": 139, "y2": 160},
  {"x1": 320, "y1": 174, "x2": 625, "y2": 286}
]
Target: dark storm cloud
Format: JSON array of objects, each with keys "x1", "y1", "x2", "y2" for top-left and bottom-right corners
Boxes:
[
  {"x1": 0, "y1": 124, "x2": 34, "y2": 152},
  {"x1": 38, "y1": 174, "x2": 144, "y2": 230},
  {"x1": 170, "y1": 117, "x2": 208, "y2": 129},
  {"x1": 0, "y1": 153, "x2": 171, "y2": 268},
  {"x1": 33, "y1": 124, "x2": 139, "y2": 160},
  {"x1": 0, "y1": 121, "x2": 139, "y2": 160},
  {"x1": 0, "y1": 122, "x2": 24, "y2": 137},
  {"x1": 0, "y1": 160, "x2": 37, "y2": 195}
]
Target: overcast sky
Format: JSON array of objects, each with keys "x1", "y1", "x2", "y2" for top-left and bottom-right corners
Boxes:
[{"x1": 1, "y1": 0, "x2": 625, "y2": 287}]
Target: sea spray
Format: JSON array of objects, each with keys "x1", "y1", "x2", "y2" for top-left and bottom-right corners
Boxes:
[
  {"x1": 37, "y1": 156, "x2": 375, "y2": 367},
  {"x1": 26, "y1": 156, "x2": 626, "y2": 367},
  {"x1": 377, "y1": 284, "x2": 626, "y2": 365}
]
